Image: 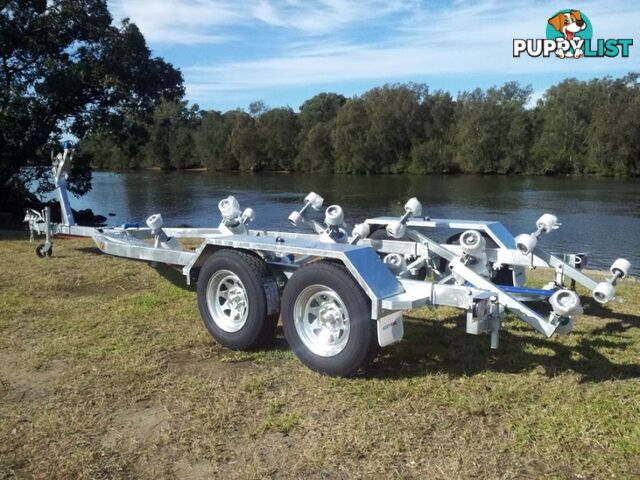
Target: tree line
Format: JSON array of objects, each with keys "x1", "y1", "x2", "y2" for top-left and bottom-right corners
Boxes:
[{"x1": 82, "y1": 74, "x2": 640, "y2": 177}]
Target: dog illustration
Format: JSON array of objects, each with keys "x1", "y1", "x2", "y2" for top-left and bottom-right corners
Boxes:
[{"x1": 548, "y1": 10, "x2": 586, "y2": 58}]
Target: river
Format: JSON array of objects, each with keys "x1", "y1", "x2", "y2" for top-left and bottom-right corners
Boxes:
[{"x1": 62, "y1": 171, "x2": 640, "y2": 269}]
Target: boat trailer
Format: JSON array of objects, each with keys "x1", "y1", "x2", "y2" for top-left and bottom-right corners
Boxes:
[{"x1": 24, "y1": 145, "x2": 633, "y2": 376}]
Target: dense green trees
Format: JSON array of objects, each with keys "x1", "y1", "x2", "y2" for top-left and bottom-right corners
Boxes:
[
  {"x1": 295, "y1": 93, "x2": 345, "y2": 172},
  {"x1": 0, "y1": 0, "x2": 183, "y2": 202},
  {"x1": 532, "y1": 79, "x2": 594, "y2": 174},
  {"x1": 258, "y1": 107, "x2": 300, "y2": 171},
  {"x1": 408, "y1": 91, "x2": 455, "y2": 174},
  {"x1": 334, "y1": 85, "x2": 429, "y2": 173},
  {"x1": 144, "y1": 99, "x2": 199, "y2": 170},
  {"x1": 194, "y1": 111, "x2": 228, "y2": 171},
  {"x1": 83, "y1": 74, "x2": 640, "y2": 177},
  {"x1": 454, "y1": 83, "x2": 534, "y2": 174},
  {"x1": 586, "y1": 76, "x2": 640, "y2": 176},
  {"x1": 534, "y1": 74, "x2": 640, "y2": 176}
]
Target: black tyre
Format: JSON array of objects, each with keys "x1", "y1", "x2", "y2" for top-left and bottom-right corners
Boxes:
[
  {"x1": 281, "y1": 262, "x2": 377, "y2": 377},
  {"x1": 441, "y1": 232, "x2": 514, "y2": 285},
  {"x1": 368, "y1": 226, "x2": 409, "y2": 242},
  {"x1": 36, "y1": 243, "x2": 52, "y2": 258},
  {"x1": 444, "y1": 231, "x2": 499, "y2": 249},
  {"x1": 197, "y1": 249, "x2": 279, "y2": 350}
]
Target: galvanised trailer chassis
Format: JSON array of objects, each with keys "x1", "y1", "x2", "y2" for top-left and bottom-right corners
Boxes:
[{"x1": 24, "y1": 146, "x2": 633, "y2": 376}]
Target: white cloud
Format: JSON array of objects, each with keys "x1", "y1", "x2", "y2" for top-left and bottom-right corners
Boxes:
[
  {"x1": 109, "y1": 0, "x2": 413, "y2": 43},
  {"x1": 183, "y1": 0, "x2": 640, "y2": 98},
  {"x1": 251, "y1": 0, "x2": 413, "y2": 35},
  {"x1": 109, "y1": 0, "x2": 242, "y2": 44},
  {"x1": 108, "y1": 0, "x2": 640, "y2": 106}
]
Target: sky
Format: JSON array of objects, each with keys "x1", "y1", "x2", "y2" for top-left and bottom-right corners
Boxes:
[{"x1": 108, "y1": 0, "x2": 640, "y2": 111}]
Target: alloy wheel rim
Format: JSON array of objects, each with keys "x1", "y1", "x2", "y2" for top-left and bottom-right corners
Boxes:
[
  {"x1": 206, "y1": 270, "x2": 249, "y2": 332},
  {"x1": 293, "y1": 285, "x2": 350, "y2": 357}
]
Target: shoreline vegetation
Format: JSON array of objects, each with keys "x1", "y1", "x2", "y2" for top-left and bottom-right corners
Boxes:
[{"x1": 82, "y1": 74, "x2": 640, "y2": 178}]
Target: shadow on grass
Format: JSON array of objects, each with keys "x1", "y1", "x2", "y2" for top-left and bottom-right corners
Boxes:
[
  {"x1": 363, "y1": 311, "x2": 640, "y2": 383},
  {"x1": 261, "y1": 327, "x2": 290, "y2": 352},
  {"x1": 75, "y1": 246, "x2": 103, "y2": 255},
  {"x1": 75, "y1": 248, "x2": 196, "y2": 292},
  {"x1": 583, "y1": 297, "x2": 640, "y2": 333},
  {"x1": 153, "y1": 263, "x2": 196, "y2": 292}
]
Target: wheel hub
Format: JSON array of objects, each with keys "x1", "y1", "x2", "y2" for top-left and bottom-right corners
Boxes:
[
  {"x1": 206, "y1": 270, "x2": 249, "y2": 333},
  {"x1": 293, "y1": 285, "x2": 351, "y2": 357},
  {"x1": 228, "y1": 287, "x2": 245, "y2": 309},
  {"x1": 319, "y1": 303, "x2": 341, "y2": 330}
]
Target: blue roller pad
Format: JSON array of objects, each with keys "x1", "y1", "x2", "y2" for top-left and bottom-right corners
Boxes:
[{"x1": 498, "y1": 285, "x2": 554, "y2": 298}]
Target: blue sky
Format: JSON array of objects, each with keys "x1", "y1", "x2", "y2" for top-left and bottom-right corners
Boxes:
[{"x1": 108, "y1": 0, "x2": 639, "y2": 111}]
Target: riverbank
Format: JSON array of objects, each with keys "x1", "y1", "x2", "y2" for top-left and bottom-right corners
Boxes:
[{"x1": 1, "y1": 233, "x2": 639, "y2": 478}]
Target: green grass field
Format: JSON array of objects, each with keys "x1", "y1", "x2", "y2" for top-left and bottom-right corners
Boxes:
[{"x1": 1, "y1": 232, "x2": 639, "y2": 479}]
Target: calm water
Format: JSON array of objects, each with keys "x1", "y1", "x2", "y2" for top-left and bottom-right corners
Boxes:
[{"x1": 64, "y1": 171, "x2": 640, "y2": 269}]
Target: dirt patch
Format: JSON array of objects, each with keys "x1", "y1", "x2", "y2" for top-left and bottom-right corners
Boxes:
[
  {"x1": 172, "y1": 457, "x2": 217, "y2": 480},
  {"x1": 189, "y1": 431, "x2": 299, "y2": 480},
  {"x1": 165, "y1": 348, "x2": 256, "y2": 379},
  {"x1": 102, "y1": 403, "x2": 171, "y2": 450},
  {"x1": 0, "y1": 350, "x2": 68, "y2": 403}
]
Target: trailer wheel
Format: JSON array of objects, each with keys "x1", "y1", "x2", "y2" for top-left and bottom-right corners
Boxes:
[
  {"x1": 197, "y1": 249, "x2": 279, "y2": 350},
  {"x1": 36, "y1": 243, "x2": 52, "y2": 258},
  {"x1": 281, "y1": 262, "x2": 377, "y2": 377}
]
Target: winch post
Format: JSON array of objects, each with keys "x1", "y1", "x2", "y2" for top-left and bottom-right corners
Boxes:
[
  {"x1": 54, "y1": 146, "x2": 75, "y2": 226},
  {"x1": 44, "y1": 206, "x2": 51, "y2": 247}
]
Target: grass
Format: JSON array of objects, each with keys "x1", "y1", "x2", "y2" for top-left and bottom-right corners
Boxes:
[{"x1": 0, "y1": 231, "x2": 639, "y2": 479}]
